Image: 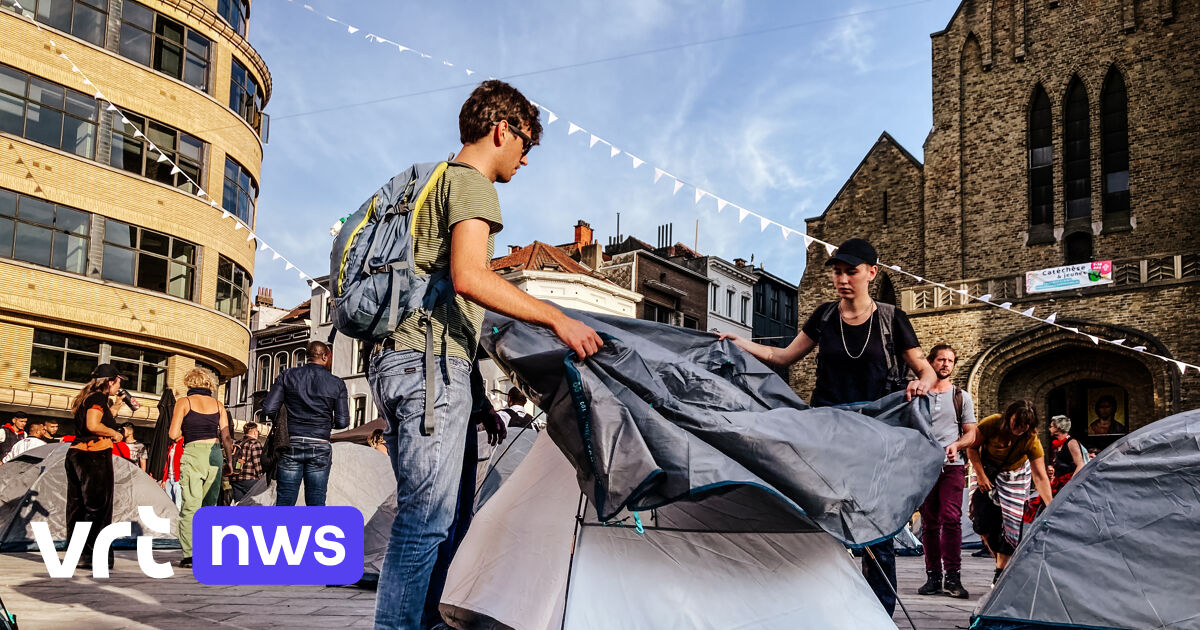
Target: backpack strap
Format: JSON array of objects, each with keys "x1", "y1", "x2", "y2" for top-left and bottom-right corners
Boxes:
[
  {"x1": 405, "y1": 161, "x2": 450, "y2": 437},
  {"x1": 953, "y1": 386, "x2": 965, "y2": 435}
]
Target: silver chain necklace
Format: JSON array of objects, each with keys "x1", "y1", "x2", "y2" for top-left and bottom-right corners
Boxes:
[{"x1": 839, "y1": 305, "x2": 875, "y2": 360}]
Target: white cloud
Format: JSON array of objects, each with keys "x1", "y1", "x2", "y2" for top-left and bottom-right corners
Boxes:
[{"x1": 815, "y1": 11, "x2": 876, "y2": 74}]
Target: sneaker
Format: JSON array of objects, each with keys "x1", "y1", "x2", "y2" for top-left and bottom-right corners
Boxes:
[
  {"x1": 917, "y1": 571, "x2": 943, "y2": 595},
  {"x1": 178, "y1": 557, "x2": 192, "y2": 569},
  {"x1": 992, "y1": 567, "x2": 1003, "y2": 585},
  {"x1": 944, "y1": 570, "x2": 970, "y2": 599}
]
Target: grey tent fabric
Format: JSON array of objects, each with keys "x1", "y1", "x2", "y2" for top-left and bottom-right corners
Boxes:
[
  {"x1": 0, "y1": 443, "x2": 178, "y2": 550},
  {"x1": 473, "y1": 425, "x2": 538, "y2": 513},
  {"x1": 973, "y1": 408, "x2": 1200, "y2": 630},
  {"x1": 238, "y1": 442, "x2": 395, "y2": 578},
  {"x1": 480, "y1": 309, "x2": 944, "y2": 546}
]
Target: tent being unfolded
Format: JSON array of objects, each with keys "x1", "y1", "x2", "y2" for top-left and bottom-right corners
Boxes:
[
  {"x1": 0, "y1": 443, "x2": 178, "y2": 550},
  {"x1": 441, "y1": 431, "x2": 898, "y2": 630},
  {"x1": 238, "y1": 442, "x2": 395, "y2": 578},
  {"x1": 473, "y1": 424, "x2": 538, "y2": 513},
  {"x1": 973, "y1": 408, "x2": 1200, "y2": 630}
]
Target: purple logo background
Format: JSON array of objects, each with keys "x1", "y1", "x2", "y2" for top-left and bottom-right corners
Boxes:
[{"x1": 193, "y1": 506, "x2": 364, "y2": 585}]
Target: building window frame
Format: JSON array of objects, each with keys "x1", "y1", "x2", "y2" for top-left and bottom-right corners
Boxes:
[
  {"x1": 109, "y1": 110, "x2": 205, "y2": 195},
  {"x1": 216, "y1": 255, "x2": 252, "y2": 321},
  {"x1": 229, "y1": 57, "x2": 264, "y2": 135},
  {"x1": 256, "y1": 354, "x2": 272, "y2": 391},
  {"x1": 741, "y1": 295, "x2": 750, "y2": 325},
  {"x1": 1101, "y1": 67, "x2": 1130, "y2": 224},
  {"x1": 108, "y1": 341, "x2": 169, "y2": 394},
  {"x1": 1028, "y1": 84, "x2": 1053, "y2": 231},
  {"x1": 3, "y1": 0, "x2": 109, "y2": 47},
  {"x1": 0, "y1": 188, "x2": 90, "y2": 275},
  {"x1": 292, "y1": 348, "x2": 306, "y2": 367},
  {"x1": 352, "y1": 395, "x2": 367, "y2": 428},
  {"x1": 30, "y1": 329, "x2": 167, "y2": 394},
  {"x1": 216, "y1": 0, "x2": 249, "y2": 37},
  {"x1": 101, "y1": 220, "x2": 197, "y2": 300},
  {"x1": 118, "y1": 1, "x2": 211, "y2": 91},
  {"x1": 273, "y1": 351, "x2": 289, "y2": 380},
  {"x1": 222, "y1": 157, "x2": 258, "y2": 225},
  {"x1": 0, "y1": 63, "x2": 98, "y2": 159},
  {"x1": 1062, "y1": 77, "x2": 1091, "y2": 222}
]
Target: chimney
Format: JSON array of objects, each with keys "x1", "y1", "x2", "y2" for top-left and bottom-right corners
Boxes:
[
  {"x1": 255, "y1": 287, "x2": 274, "y2": 308},
  {"x1": 734, "y1": 258, "x2": 747, "y2": 268},
  {"x1": 508, "y1": 244, "x2": 523, "y2": 254},
  {"x1": 574, "y1": 220, "x2": 594, "y2": 246}
]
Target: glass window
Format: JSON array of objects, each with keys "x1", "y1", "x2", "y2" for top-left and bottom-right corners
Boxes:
[
  {"x1": 273, "y1": 352, "x2": 289, "y2": 380},
  {"x1": 1063, "y1": 78, "x2": 1091, "y2": 220},
  {"x1": 0, "y1": 187, "x2": 90, "y2": 274},
  {"x1": 356, "y1": 341, "x2": 370, "y2": 375},
  {"x1": 1101, "y1": 67, "x2": 1130, "y2": 217},
  {"x1": 256, "y1": 354, "x2": 271, "y2": 391},
  {"x1": 353, "y1": 396, "x2": 366, "y2": 428},
  {"x1": 292, "y1": 348, "x2": 306, "y2": 367},
  {"x1": 108, "y1": 342, "x2": 168, "y2": 394},
  {"x1": 228, "y1": 57, "x2": 264, "y2": 134},
  {"x1": 109, "y1": 110, "x2": 205, "y2": 194},
  {"x1": 102, "y1": 220, "x2": 197, "y2": 299},
  {"x1": 216, "y1": 254, "x2": 252, "y2": 321},
  {"x1": 222, "y1": 157, "x2": 258, "y2": 224},
  {"x1": 1028, "y1": 85, "x2": 1053, "y2": 227},
  {"x1": 31, "y1": 330, "x2": 166, "y2": 394},
  {"x1": 741, "y1": 296, "x2": 750, "y2": 324},
  {"x1": 726, "y1": 290, "x2": 734, "y2": 317},
  {"x1": 118, "y1": 2, "x2": 210, "y2": 90},
  {"x1": 217, "y1": 0, "x2": 249, "y2": 37},
  {"x1": 3, "y1": 0, "x2": 109, "y2": 46},
  {"x1": 0, "y1": 62, "x2": 97, "y2": 159}
]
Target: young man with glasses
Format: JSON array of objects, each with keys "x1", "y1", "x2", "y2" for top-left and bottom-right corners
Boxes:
[{"x1": 371, "y1": 79, "x2": 603, "y2": 630}]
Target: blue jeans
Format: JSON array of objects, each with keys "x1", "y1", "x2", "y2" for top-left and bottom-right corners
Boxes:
[
  {"x1": 369, "y1": 349, "x2": 471, "y2": 630},
  {"x1": 275, "y1": 439, "x2": 332, "y2": 507},
  {"x1": 863, "y1": 538, "x2": 898, "y2": 616}
]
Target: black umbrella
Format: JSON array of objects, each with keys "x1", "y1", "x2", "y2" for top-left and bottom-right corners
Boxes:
[{"x1": 146, "y1": 387, "x2": 175, "y2": 481}]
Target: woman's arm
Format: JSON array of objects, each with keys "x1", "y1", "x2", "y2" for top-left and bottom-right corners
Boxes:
[
  {"x1": 1069, "y1": 439, "x2": 1086, "y2": 473},
  {"x1": 901, "y1": 347, "x2": 937, "y2": 399},
  {"x1": 720, "y1": 331, "x2": 816, "y2": 368},
  {"x1": 85, "y1": 406, "x2": 124, "y2": 441},
  {"x1": 169, "y1": 397, "x2": 188, "y2": 441},
  {"x1": 1030, "y1": 456, "x2": 1053, "y2": 507},
  {"x1": 217, "y1": 402, "x2": 236, "y2": 459},
  {"x1": 967, "y1": 446, "x2": 991, "y2": 492}
]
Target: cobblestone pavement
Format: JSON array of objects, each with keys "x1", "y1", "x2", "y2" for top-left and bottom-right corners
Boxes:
[{"x1": 1, "y1": 549, "x2": 996, "y2": 629}]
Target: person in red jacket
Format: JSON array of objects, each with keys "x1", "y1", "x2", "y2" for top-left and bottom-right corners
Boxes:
[{"x1": 159, "y1": 437, "x2": 184, "y2": 510}]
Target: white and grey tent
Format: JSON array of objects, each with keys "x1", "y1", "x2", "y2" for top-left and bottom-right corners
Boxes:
[
  {"x1": 441, "y1": 432, "x2": 899, "y2": 629},
  {"x1": 238, "y1": 442, "x2": 395, "y2": 578},
  {"x1": 473, "y1": 425, "x2": 538, "y2": 513},
  {"x1": 973, "y1": 408, "x2": 1200, "y2": 630},
  {"x1": 0, "y1": 443, "x2": 178, "y2": 550}
]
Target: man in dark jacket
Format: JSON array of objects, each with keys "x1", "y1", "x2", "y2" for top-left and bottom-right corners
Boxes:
[
  {"x1": 0, "y1": 413, "x2": 28, "y2": 462},
  {"x1": 262, "y1": 341, "x2": 349, "y2": 506}
]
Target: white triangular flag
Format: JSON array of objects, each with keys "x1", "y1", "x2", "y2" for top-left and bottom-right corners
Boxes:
[
  {"x1": 170, "y1": 165, "x2": 181, "y2": 175},
  {"x1": 780, "y1": 225, "x2": 791, "y2": 239},
  {"x1": 759, "y1": 216, "x2": 771, "y2": 232},
  {"x1": 609, "y1": 146, "x2": 620, "y2": 158},
  {"x1": 716, "y1": 199, "x2": 728, "y2": 213},
  {"x1": 890, "y1": 265, "x2": 902, "y2": 271},
  {"x1": 420, "y1": 53, "x2": 431, "y2": 59},
  {"x1": 156, "y1": 152, "x2": 168, "y2": 163},
  {"x1": 465, "y1": 69, "x2": 475, "y2": 76},
  {"x1": 978, "y1": 294, "x2": 992, "y2": 302},
  {"x1": 1021, "y1": 307, "x2": 1035, "y2": 317},
  {"x1": 94, "y1": 90, "x2": 103, "y2": 100},
  {"x1": 259, "y1": 242, "x2": 270, "y2": 251},
  {"x1": 913, "y1": 276, "x2": 924, "y2": 283},
  {"x1": 999, "y1": 302, "x2": 1012, "y2": 309},
  {"x1": 298, "y1": 271, "x2": 308, "y2": 280},
  {"x1": 672, "y1": 180, "x2": 683, "y2": 195},
  {"x1": 1044, "y1": 312, "x2": 1057, "y2": 324},
  {"x1": 221, "y1": 210, "x2": 231, "y2": 220},
  {"x1": 1175, "y1": 361, "x2": 1188, "y2": 375},
  {"x1": 629, "y1": 155, "x2": 643, "y2": 169},
  {"x1": 1086, "y1": 335, "x2": 1099, "y2": 344},
  {"x1": 739, "y1": 208, "x2": 750, "y2": 223},
  {"x1": 396, "y1": 45, "x2": 410, "y2": 53},
  {"x1": 1132, "y1": 346, "x2": 1146, "y2": 352},
  {"x1": 196, "y1": 188, "x2": 206, "y2": 198},
  {"x1": 285, "y1": 262, "x2": 295, "y2": 271},
  {"x1": 546, "y1": 110, "x2": 557, "y2": 124},
  {"x1": 824, "y1": 242, "x2": 836, "y2": 256},
  {"x1": 121, "y1": 117, "x2": 131, "y2": 126},
  {"x1": 1111, "y1": 338, "x2": 1125, "y2": 346},
  {"x1": 82, "y1": 78, "x2": 92, "y2": 86},
  {"x1": 107, "y1": 103, "x2": 118, "y2": 112},
  {"x1": 272, "y1": 251, "x2": 281, "y2": 261},
  {"x1": 694, "y1": 189, "x2": 706, "y2": 204},
  {"x1": 443, "y1": 61, "x2": 454, "y2": 67},
  {"x1": 589, "y1": 134, "x2": 601, "y2": 148},
  {"x1": 653, "y1": 168, "x2": 665, "y2": 184},
  {"x1": 803, "y1": 234, "x2": 814, "y2": 247},
  {"x1": 133, "y1": 129, "x2": 144, "y2": 138},
  {"x1": 568, "y1": 123, "x2": 583, "y2": 136},
  {"x1": 347, "y1": 25, "x2": 358, "y2": 34},
  {"x1": 209, "y1": 200, "x2": 219, "y2": 208},
  {"x1": 246, "y1": 232, "x2": 256, "y2": 242},
  {"x1": 71, "y1": 65, "x2": 79, "y2": 73},
  {"x1": 233, "y1": 222, "x2": 242, "y2": 231},
  {"x1": 1065, "y1": 327, "x2": 1079, "y2": 334}
]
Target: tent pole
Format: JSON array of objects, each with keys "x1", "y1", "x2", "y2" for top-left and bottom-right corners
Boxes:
[
  {"x1": 561, "y1": 493, "x2": 586, "y2": 630},
  {"x1": 864, "y1": 546, "x2": 917, "y2": 630}
]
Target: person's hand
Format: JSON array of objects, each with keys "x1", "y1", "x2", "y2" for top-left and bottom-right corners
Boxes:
[
  {"x1": 553, "y1": 316, "x2": 603, "y2": 359},
  {"x1": 222, "y1": 463, "x2": 234, "y2": 477},
  {"x1": 481, "y1": 408, "x2": 507, "y2": 446},
  {"x1": 945, "y1": 443, "x2": 959, "y2": 463},
  {"x1": 717, "y1": 332, "x2": 742, "y2": 343},
  {"x1": 977, "y1": 475, "x2": 993, "y2": 493},
  {"x1": 905, "y1": 379, "x2": 928, "y2": 400}
]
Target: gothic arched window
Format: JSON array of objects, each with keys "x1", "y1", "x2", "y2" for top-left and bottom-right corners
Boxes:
[
  {"x1": 1063, "y1": 78, "x2": 1091, "y2": 220},
  {"x1": 1101, "y1": 67, "x2": 1130, "y2": 219},
  {"x1": 1028, "y1": 86, "x2": 1053, "y2": 227}
]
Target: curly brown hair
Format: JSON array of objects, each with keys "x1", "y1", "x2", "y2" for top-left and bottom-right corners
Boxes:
[{"x1": 459, "y1": 80, "x2": 542, "y2": 146}]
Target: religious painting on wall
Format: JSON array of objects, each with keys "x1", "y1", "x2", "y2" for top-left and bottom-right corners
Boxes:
[{"x1": 1087, "y1": 387, "x2": 1128, "y2": 436}]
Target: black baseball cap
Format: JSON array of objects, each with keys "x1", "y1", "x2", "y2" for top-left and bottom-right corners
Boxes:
[
  {"x1": 90, "y1": 363, "x2": 127, "y2": 381},
  {"x1": 824, "y1": 238, "x2": 878, "y2": 267}
]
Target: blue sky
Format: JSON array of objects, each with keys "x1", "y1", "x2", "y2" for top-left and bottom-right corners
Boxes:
[{"x1": 248, "y1": 0, "x2": 962, "y2": 309}]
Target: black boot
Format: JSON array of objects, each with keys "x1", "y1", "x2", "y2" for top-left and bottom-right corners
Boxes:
[
  {"x1": 944, "y1": 570, "x2": 969, "y2": 599},
  {"x1": 992, "y1": 567, "x2": 1003, "y2": 585},
  {"x1": 917, "y1": 570, "x2": 943, "y2": 595}
]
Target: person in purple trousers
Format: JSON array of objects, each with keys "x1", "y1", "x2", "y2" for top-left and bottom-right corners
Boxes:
[{"x1": 916, "y1": 344, "x2": 979, "y2": 599}]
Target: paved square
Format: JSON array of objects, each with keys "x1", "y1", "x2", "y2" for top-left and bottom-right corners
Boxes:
[{"x1": 1, "y1": 549, "x2": 994, "y2": 629}]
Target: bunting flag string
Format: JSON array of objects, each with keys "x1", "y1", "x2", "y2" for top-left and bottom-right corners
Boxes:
[
  {"x1": 276, "y1": 0, "x2": 1196, "y2": 373},
  {"x1": 0, "y1": 2, "x2": 332, "y2": 299}
]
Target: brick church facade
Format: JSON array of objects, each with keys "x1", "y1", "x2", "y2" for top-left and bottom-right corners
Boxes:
[{"x1": 796, "y1": 0, "x2": 1198, "y2": 448}]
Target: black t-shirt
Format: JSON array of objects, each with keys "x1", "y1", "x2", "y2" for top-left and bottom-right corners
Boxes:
[
  {"x1": 73, "y1": 392, "x2": 118, "y2": 441},
  {"x1": 801, "y1": 301, "x2": 921, "y2": 407}
]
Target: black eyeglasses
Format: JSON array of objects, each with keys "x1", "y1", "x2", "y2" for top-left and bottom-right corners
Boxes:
[{"x1": 498, "y1": 120, "x2": 534, "y2": 156}]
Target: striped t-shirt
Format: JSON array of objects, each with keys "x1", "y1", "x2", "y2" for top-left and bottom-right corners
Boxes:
[{"x1": 390, "y1": 163, "x2": 502, "y2": 360}]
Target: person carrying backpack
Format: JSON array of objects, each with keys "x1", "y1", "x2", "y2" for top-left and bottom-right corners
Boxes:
[
  {"x1": 343, "y1": 80, "x2": 602, "y2": 630},
  {"x1": 496, "y1": 387, "x2": 533, "y2": 429},
  {"x1": 915, "y1": 344, "x2": 979, "y2": 600}
]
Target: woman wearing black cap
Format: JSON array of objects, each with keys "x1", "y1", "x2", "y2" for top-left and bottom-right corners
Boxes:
[
  {"x1": 66, "y1": 363, "x2": 129, "y2": 570},
  {"x1": 720, "y1": 237, "x2": 936, "y2": 616}
]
